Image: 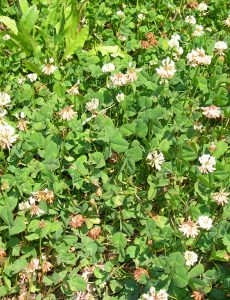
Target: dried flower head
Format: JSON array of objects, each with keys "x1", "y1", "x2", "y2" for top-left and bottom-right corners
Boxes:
[
  {"x1": 212, "y1": 188, "x2": 229, "y2": 206},
  {"x1": 192, "y1": 290, "x2": 205, "y2": 300},
  {"x1": 42, "y1": 260, "x2": 53, "y2": 273},
  {"x1": 17, "y1": 118, "x2": 29, "y2": 131},
  {"x1": 59, "y1": 106, "x2": 77, "y2": 121},
  {"x1": 134, "y1": 268, "x2": 149, "y2": 282},
  {"x1": 224, "y1": 16, "x2": 230, "y2": 27},
  {"x1": 186, "y1": 1, "x2": 198, "y2": 9},
  {"x1": 70, "y1": 214, "x2": 85, "y2": 228},
  {"x1": 30, "y1": 204, "x2": 44, "y2": 216},
  {"x1": 88, "y1": 227, "x2": 101, "y2": 240},
  {"x1": 179, "y1": 217, "x2": 200, "y2": 238},
  {"x1": 141, "y1": 40, "x2": 150, "y2": 49}
]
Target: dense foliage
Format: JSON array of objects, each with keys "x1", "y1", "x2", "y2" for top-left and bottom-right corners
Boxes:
[{"x1": 0, "y1": 0, "x2": 229, "y2": 299}]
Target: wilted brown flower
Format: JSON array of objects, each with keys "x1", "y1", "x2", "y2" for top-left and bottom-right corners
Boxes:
[
  {"x1": 59, "y1": 106, "x2": 77, "y2": 121},
  {"x1": 209, "y1": 142, "x2": 216, "y2": 152},
  {"x1": 187, "y1": 1, "x2": 198, "y2": 8},
  {"x1": 45, "y1": 190, "x2": 55, "y2": 204},
  {"x1": 192, "y1": 290, "x2": 205, "y2": 300},
  {"x1": 39, "y1": 220, "x2": 46, "y2": 228},
  {"x1": 33, "y1": 189, "x2": 54, "y2": 203},
  {"x1": 70, "y1": 214, "x2": 85, "y2": 228},
  {"x1": 141, "y1": 40, "x2": 150, "y2": 49},
  {"x1": 88, "y1": 227, "x2": 101, "y2": 240},
  {"x1": 108, "y1": 152, "x2": 120, "y2": 164},
  {"x1": 134, "y1": 268, "x2": 149, "y2": 282},
  {"x1": 17, "y1": 119, "x2": 29, "y2": 131},
  {"x1": 0, "y1": 249, "x2": 6, "y2": 258},
  {"x1": 42, "y1": 260, "x2": 53, "y2": 273},
  {"x1": 145, "y1": 32, "x2": 158, "y2": 46}
]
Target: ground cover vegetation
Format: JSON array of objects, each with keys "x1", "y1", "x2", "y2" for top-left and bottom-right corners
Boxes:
[{"x1": 0, "y1": 0, "x2": 229, "y2": 299}]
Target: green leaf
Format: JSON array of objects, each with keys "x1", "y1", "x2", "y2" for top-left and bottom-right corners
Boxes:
[
  {"x1": 19, "y1": 0, "x2": 29, "y2": 14},
  {"x1": 135, "y1": 121, "x2": 148, "y2": 138},
  {"x1": 110, "y1": 136, "x2": 129, "y2": 153},
  {"x1": 90, "y1": 45, "x2": 126, "y2": 58},
  {"x1": 125, "y1": 146, "x2": 143, "y2": 162},
  {"x1": 18, "y1": 5, "x2": 39, "y2": 33},
  {"x1": 0, "y1": 206, "x2": 14, "y2": 226},
  {"x1": 189, "y1": 264, "x2": 204, "y2": 279},
  {"x1": 9, "y1": 216, "x2": 26, "y2": 235},
  {"x1": 90, "y1": 152, "x2": 105, "y2": 168},
  {"x1": 112, "y1": 232, "x2": 127, "y2": 249},
  {"x1": 0, "y1": 16, "x2": 18, "y2": 34},
  {"x1": 68, "y1": 276, "x2": 86, "y2": 292},
  {"x1": 213, "y1": 141, "x2": 228, "y2": 159},
  {"x1": 120, "y1": 123, "x2": 136, "y2": 136}
]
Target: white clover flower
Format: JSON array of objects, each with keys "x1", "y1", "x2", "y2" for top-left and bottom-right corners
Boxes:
[
  {"x1": 224, "y1": 16, "x2": 230, "y2": 27},
  {"x1": 118, "y1": 35, "x2": 126, "y2": 41},
  {"x1": 201, "y1": 105, "x2": 221, "y2": 119},
  {"x1": 138, "y1": 13, "x2": 145, "y2": 21},
  {"x1": 126, "y1": 63, "x2": 141, "y2": 83},
  {"x1": 59, "y1": 106, "x2": 77, "y2": 121},
  {"x1": 86, "y1": 98, "x2": 99, "y2": 112},
  {"x1": 193, "y1": 123, "x2": 204, "y2": 132},
  {"x1": 197, "y1": 216, "x2": 213, "y2": 230},
  {"x1": 42, "y1": 59, "x2": 57, "y2": 75},
  {"x1": 168, "y1": 37, "x2": 180, "y2": 49},
  {"x1": 197, "y1": 2, "x2": 208, "y2": 12},
  {"x1": 139, "y1": 286, "x2": 168, "y2": 300},
  {"x1": 117, "y1": 10, "x2": 124, "y2": 17},
  {"x1": 193, "y1": 25, "x2": 204, "y2": 37},
  {"x1": 102, "y1": 63, "x2": 116, "y2": 73},
  {"x1": 198, "y1": 154, "x2": 216, "y2": 174},
  {"x1": 18, "y1": 77, "x2": 25, "y2": 85},
  {"x1": 0, "y1": 122, "x2": 18, "y2": 149},
  {"x1": 19, "y1": 201, "x2": 30, "y2": 211},
  {"x1": 0, "y1": 92, "x2": 10, "y2": 107},
  {"x1": 67, "y1": 81, "x2": 80, "y2": 95},
  {"x1": 0, "y1": 109, "x2": 7, "y2": 119},
  {"x1": 214, "y1": 41, "x2": 228, "y2": 55},
  {"x1": 187, "y1": 48, "x2": 212, "y2": 66},
  {"x1": 212, "y1": 189, "x2": 229, "y2": 206},
  {"x1": 185, "y1": 15, "x2": 196, "y2": 25},
  {"x1": 116, "y1": 93, "x2": 125, "y2": 103},
  {"x1": 147, "y1": 151, "x2": 165, "y2": 170},
  {"x1": 27, "y1": 73, "x2": 37, "y2": 82},
  {"x1": 184, "y1": 251, "x2": 198, "y2": 266},
  {"x1": 3, "y1": 34, "x2": 11, "y2": 41},
  {"x1": 156, "y1": 57, "x2": 176, "y2": 79},
  {"x1": 110, "y1": 73, "x2": 128, "y2": 86},
  {"x1": 179, "y1": 217, "x2": 200, "y2": 238}
]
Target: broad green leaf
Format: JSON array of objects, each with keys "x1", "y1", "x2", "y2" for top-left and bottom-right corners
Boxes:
[
  {"x1": 68, "y1": 276, "x2": 86, "y2": 292},
  {"x1": 9, "y1": 216, "x2": 26, "y2": 235},
  {"x1": 0, "y1": 206, "x2": 14, "y2": 226},
  {"x1": 188, "y1": 264, "x2": 204, "y2": 279},
  {"x1": 18, "y1": 5, "x2": 39, "y2": 33},
  {"x1": 110, "y1": 136, "x2": 129, "y2": 153},
  {"x1": 136, "y1": 121, "x2": 148, "y2": 138},
  {"x1": 0, "y1": 16, "x2": 18, "y2": 34},
  {"x1": 112, "y1": 232, "x2": 127, "y2": 249},
  {"x1": 90, "y1": 45, "x2": 126, "y2": 58},
  {"x1": 213, "y1": 141, "x2": 228, "y2": 159},
  {"x1": 19, "y1": 0, "x2": 29, "y2": 14},
  {"x1": 120, "y1": 123, "x2": 136, "y2": 136}
]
